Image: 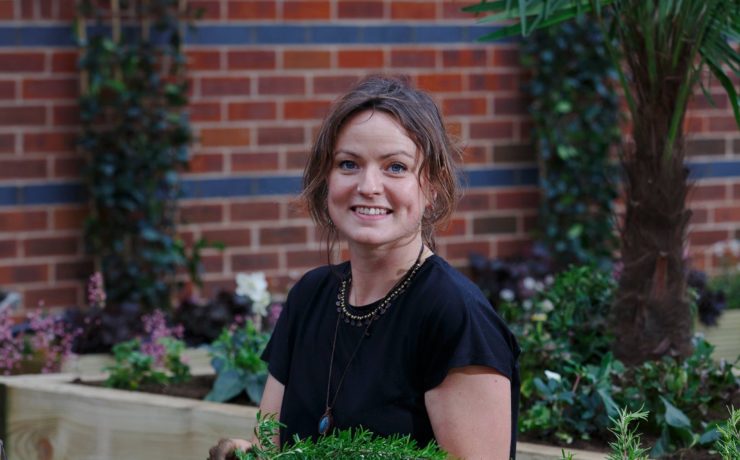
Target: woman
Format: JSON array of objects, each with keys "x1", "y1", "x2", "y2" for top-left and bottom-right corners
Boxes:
[{"x1": 209, "y1": 75, "x2": 520, "y2": 460}]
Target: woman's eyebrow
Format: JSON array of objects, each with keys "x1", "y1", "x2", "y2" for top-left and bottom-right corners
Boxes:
[{"x1": 334, "y1": 149, "x2": 414, "y2": 160}]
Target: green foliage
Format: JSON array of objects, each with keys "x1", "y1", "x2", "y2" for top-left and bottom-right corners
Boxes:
[
  {"x1": 522, "y1": 16, "x2": 620, "y2": 269},
  {"x1": 714, "y1": 406, "x2": 740, "y2": 460},
  {"x1": 235, "y1": 412, "x2": 447, "y2": 460},
  {"x1": 605, "y1": 407, "x2": 650, "y2": 460},
  {"x1": 76, "y1": 0, "x2": 199, "y2": 312},
  {"x1": 104, "y1": 337, "x2": 191, "y2": 390},
  {"x1": 206, "y1": 321, "x2": 270, "y2": 404}
]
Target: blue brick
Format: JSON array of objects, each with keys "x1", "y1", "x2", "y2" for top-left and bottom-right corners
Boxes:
[
  {"x1": 414, "y1": 25, "x2": 466, "y2": 43},
  {"x1": 465, "y1": 167, "x2": 539, "y2": 188},
  {"x1": 254, "y1": 25, "x2": 309, "y2": 44},
  {"x1": 0, "y1": 186, "x2": 17, "y2": 206},
  {"x1": 689, "y1": 161, "x2": 740, "y2": 179},
  {"x1": 360, "y1": 26, "x2": 414, "y2": 44},
  {"x1": 308, "y1": 25, "x2": 362, "y2": 44},
  {"x1": 185, "y1": 25, "x2": 255, "y2": 45},
  {"x1": 23, "y1": 183, "x2": 86, "y2": 205}
]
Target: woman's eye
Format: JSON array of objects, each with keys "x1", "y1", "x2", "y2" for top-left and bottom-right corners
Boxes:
[
  {"x1": 338, "y1": 160, "x2": 357, "y2": 170},
  {"x1": 388, "y1": 163, "x2": 407, "y2": 173}
]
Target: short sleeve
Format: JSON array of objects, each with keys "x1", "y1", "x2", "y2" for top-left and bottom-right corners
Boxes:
[
  {"x1": 261, "y1": 292, "x2": 293, "y2": 385},
  {"x1": 419, "y1": 280, "x2": 520, "y2": 392}
]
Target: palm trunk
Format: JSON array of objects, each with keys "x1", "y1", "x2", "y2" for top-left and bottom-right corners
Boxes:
[{"x1": 611, "y1": 24, "x2": 695, "y2": 364}]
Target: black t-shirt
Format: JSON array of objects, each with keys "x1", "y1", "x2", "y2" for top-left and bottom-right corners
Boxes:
[{"x1": 262, "y1": 255, "x2": 521, "y2": 458}]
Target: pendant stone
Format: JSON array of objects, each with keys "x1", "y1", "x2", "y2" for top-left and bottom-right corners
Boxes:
[{"x1": 318, "y1": 409, "x2": 333, "y2": 435}]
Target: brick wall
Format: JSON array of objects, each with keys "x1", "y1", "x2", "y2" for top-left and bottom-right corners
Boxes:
[{"x1": 0, "y1": 0, "x2": 738, "y2": 314}]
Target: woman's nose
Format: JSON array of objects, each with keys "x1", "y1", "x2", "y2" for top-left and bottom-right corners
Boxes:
[{"x1": 357, "y1": 170, "x2": 381, "y2": 195}]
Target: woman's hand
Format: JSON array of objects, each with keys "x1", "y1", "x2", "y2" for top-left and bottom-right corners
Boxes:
[{"x1": 207, "y1": 438, "x2": 253, "y2": 460}]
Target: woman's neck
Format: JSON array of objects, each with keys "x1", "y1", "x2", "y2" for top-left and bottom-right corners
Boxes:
[{"x1": 347, "y1": 238, "x2": 429, "y2": 307}]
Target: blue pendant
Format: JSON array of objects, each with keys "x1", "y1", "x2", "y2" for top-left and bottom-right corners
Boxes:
[{"x1": 318, "y1": 409, "x2": 333, "y2": 435}]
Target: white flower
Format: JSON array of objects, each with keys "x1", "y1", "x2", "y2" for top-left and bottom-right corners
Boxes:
[
  {"x1": 544, "y1": 370, "x2": 562, "y2": 382},
  {"x1": 522, "y1": 277, "x2": 536, "y2": 291},
  {"x1": 729, "y1": 239, "x2": 740, "y2": 257},
  {"x1": 545, "y1": 275, "x2": 554, "y2": 286},
  {"x1": 236, "y1": 272, "x2": 271, "y2": 316},
  {"x1": 712, "y1": 241, "x2": 727, "y2": 256},
  {"x1": 540, "y1": 299, "x2": 554, "y2": 312},
  {"x1": 534, "y1": 281, "x2": 545, "y2": 292},
  {"x1": 499, "y1": 289, "x2": 515, "y2": 302},
  {"x1": 522, "y1": 299, "x2": 532, "y2": 311}
]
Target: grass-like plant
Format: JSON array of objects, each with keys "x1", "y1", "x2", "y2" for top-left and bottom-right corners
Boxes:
[{"x1": 235, "y1": 412, "x2": 447, "y2": 460}]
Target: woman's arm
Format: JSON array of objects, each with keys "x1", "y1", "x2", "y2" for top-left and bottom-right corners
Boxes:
[
  {"x1": 208, "y1": 374, "x2": 285, "y2": 460},
  {"x1": 425, "y1": 365, "x2": 512, "y2": 460}
]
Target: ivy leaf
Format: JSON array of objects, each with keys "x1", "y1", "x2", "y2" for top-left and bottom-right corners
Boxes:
[{"x1": 660, "y1": 396, "x2": 692, "y2": 429}]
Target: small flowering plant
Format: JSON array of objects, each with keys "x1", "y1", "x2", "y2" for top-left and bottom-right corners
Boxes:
[
  {"x1": 104, "y1": 310, "x2": 191, "y2": 390},
  {"x1": 0, "y1": 304, "x2": 80, "y2": 375}
]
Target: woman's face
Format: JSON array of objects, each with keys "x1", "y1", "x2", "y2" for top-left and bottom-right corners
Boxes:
[{"x1": 327, "y1": 110, "x2": 429, "y2": 250}]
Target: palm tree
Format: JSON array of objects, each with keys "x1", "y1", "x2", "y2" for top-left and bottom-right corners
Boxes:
[{"x1": 465, "y1": 0, "x2": 740, "y2": 364}]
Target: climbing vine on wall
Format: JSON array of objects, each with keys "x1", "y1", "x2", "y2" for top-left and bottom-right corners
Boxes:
[{"x1": 76, "y1": 0, "x2": 200, "y2": 311}]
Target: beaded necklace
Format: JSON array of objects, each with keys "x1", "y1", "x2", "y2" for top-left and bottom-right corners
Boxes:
[{"x1": 318, "y1": 243, "x2": 425, "y2": 435}]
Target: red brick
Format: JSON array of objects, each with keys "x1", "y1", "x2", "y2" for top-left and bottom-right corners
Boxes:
[
  {"x1": 232, "y1": 152, "x2": 279, "y2": 172},
  {"x1": 232, "y1": 252, "x2": 279, "y2": 271},
  {"x1": 53, "y1": 157, "x2": 84, "y2": 178},
  {"x1": 201, "y1": 77, "x2": 250, "y2": 97},
  {"x1": 51, "y1": 51, "x2": 78, "y2": 73},
  {"x1": 708, "y1": 116, "x2": 737, "y2": 132},
  {"x1": 0, "y1": 133, "x2": 14, "y2": 154},
  {"x1": 391, "y1": 1, "x2": 436, "y2": 19},
  {"x1": 0, "y1": 80, "x2": 15, "y2": 99},
  {"x1": 416, "y1": 74, "x2": 463, "y2": 92},
  {"x1": 228, "y1": 1, "x2": 276, "y2": 19},
  {"x1": 686, "y1": 138, "x2": 726, "y2": 156},
  {"x1": 313, "y1": 75, "x2": 360, "y2": 95},
  {"x1": 187, "y1": 50, "x2": 221, "y2": 71},
  {"x1": 189, "y1": 153, "x2": 224, "y2": 173},
  {"x1": 688, "y1": 93, "x2": 728, "y2": 110},
  {"x1": 714, "y1": 206, "x2": 740, "y2": 223},
  {"x1": 496, "y1": 238, "x2": 533, "y2": 258},
  {"x1": 202, "y1": 228, "x2": 251, "y2": 247},
  {"x1": 0, "y1": 239, "x2": 16, "y2": 258},
  {"x1": 443, "y1": 97, "x2": 487, "y2": 116},
  {"x1": 39, "y1": 0, "x2": 52, "y2": 18},
  {"x1": 190, "y1": 101, "x2": 221, "y2": 122},
  {"x1": 200, "y1": 127, "x2": 251, "y2": 147},
  {"x1": 258, "y1": 76, "x2": 305, "y2": 95},
  {"x1": 458, "y1": 192, "x2": 492, "y2": 211},
  {"x1": 494, "y1": 96, "x2": 528, "y2": 115},
  {"x1": 24, "y1": 236, "x2": 78, "y2": 256},
  {"x1": 473, "y1": 215, "x2": 517, "y2": 234},
  {"x1": 0, "y1": 211, "x2": 47, "y2": 232},
  {"x1": 445, "y1": 241, "x2": 491, "y2": 260},
  {"x1": 286, "y1": 249, "x2": 325, "y2": 268},
  {"x1": 53, "y1": 207, "x2": 86, "y2": 230},
  {"x1": 180, "y1": 203, "x2": 224, "y2": 224},
  {"x1": 0, "y1": 106, "x2": 46, "y2": 125},
  {"x1": 0, "y1": 52, "x2": 44, "y2": 72},
  {"x1": 23, "y1": 131, "x2": 76, "y2": 153},
  {"x1": 55, "y1": 260, "x2": 94, "y2": 281},
  {"x1": 523, "y1": 214, "x2": 539, "y2": 232},
  {"x1": 689, "y1": 229, "x2": 729, "y2": 246},
  {"x1": 338, "y1": 50, "x2": 384, "y2": 68},
  {"x1": 24, "y1": 286, "x2": 79, "y2": 309},
  {"x1": 201, "y1": 254, "x2": 224, "y2": 274},
  {"x1": 442, "y1": 49, "x2": 487, "y2": 67},
  {"x1": 228, "y1": 101, "x2": 276, "y2": 120},
  {"x1": 58, "y1": 1, "x2": 76, "y2": 20},
  {"x1": 442, "y1": 0, "x2": 474, "y2": 19},
  {"x1": 689, "y1": 184, "x2": 727, "y2": 202},
  {"x1": 230, "y1": 201, "x2": 280, "y2": 221},
  {"x1": 495, "y1": 190, "x2": 540, "y2": 209},
  {"x1": 493, "y1": 144, "x2": 535, "y2": 162},
  {"x1": 463, "y1": 145, "x2": 489, "y2": 164},
  {"x1": 391, "y1": 49, "x2": 436, "y2": 68},
  {"x1": 470, "y1": 121, "x2": 515, "y2": 140},
  {"x1": 190, "y1": 0, "x2": 221, "y2": 19},
  {"x1": 227, "y1": 50, "x2": 276, "y2": 70},
  {"x1": 19, "y1": 0, "x2": 31, "y2": 19},
  {"x1": 492, "y1": 48, "x2": 520, "y2": 67},
  {"x1": 257, "y1": 126, "x2": 304, "y2": 145},
  {"x1": 52, "y1": 104, "x2": 80, "y2": 126},
  {"x1": 284, "y1": 100, "x2": 331, "y2": 120},
  {"x1": 734, "y1": 184, "x2": 740, "y2": 199},
  {"x1": 469, "y1": 72, "x2": 518, "y2": 92},
  {"x1": 0, "y1": 159, "x2": 46, "y2": 179},
  {"x1": 0, "y1": 1, "x2": 14, "y2": 19},
  {"x1": 22, "y1": 78, "x2": 78, "y2": 100},
  {"x1": 284, "y1": 1, "x2": 331, "y2": 20},
  {"x1": 287, "y1": 150, "x2": 310, "y2": 169},
  {"x1": 437, "y1": 218, "x2": 466, "y2": 237},
  {"x1": 283, "y1": 50, "x2": 331, "y2": 69},
  {"x1": 338, "y1": 0, "x2": 383, "y2": 18},
  {"x1": 260, "y1": 226, "x2": 307, "y2": 245},
  {"x1": 690, "y1": 208, "x2": 708, "y2": 224},
  {"x1": 0, "y1": 264, "x2": 48, "y2": 284}
]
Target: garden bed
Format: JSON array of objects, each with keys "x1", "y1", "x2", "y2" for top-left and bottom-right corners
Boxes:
[{"x1": 0, "y1": 372, "x2": 607, "y2": 460}]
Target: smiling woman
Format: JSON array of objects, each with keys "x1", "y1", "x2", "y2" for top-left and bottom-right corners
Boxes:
[{"x1": 208, "y1": 75, "x2": 521, "y2": 460}]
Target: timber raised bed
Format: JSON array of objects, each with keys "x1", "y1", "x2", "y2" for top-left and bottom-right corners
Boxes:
[
  {"x1": 696, "y1": 309, "x2": 740, "y2": 363},
  {"x1": 0, "y1": 373, "x2": 606, "y2": 460}
]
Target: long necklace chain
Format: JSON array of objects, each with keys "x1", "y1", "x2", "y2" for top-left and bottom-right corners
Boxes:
[{"x1": 319, "y1": 243, "x2": 426, "y2": 435}]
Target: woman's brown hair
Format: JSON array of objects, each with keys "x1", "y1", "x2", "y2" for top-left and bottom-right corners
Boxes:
[{"x1": 301, "y1": 74, "x2": 462, "y2": 254}]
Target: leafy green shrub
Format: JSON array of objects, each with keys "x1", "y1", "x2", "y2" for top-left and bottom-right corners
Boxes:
[
  {"x1": 105, "y1": 336, "x2": 190, "y2": 390},
  {"x1": 235, "y1": 412, "x2": 446, "y2": 460},
  {"x1": 207, "y1": 321, "x2": 270, "y2": 404}
]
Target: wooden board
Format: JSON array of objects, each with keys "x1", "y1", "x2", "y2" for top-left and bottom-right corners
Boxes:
[{"x1": 696, "y1": 309, "x2": 740, "y2": 363}]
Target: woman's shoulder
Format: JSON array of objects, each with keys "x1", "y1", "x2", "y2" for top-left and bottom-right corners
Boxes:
[
  {"x1": 420, "y1": 255, "x2": 488, "y2": 303},
  {"x1": 287, "y1": 262, "x2": 348, "y2": 298}
]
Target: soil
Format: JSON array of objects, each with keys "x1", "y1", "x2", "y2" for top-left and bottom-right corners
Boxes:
[{"x1": 72, "y1": 377, "x2": 725, "y2": 459}]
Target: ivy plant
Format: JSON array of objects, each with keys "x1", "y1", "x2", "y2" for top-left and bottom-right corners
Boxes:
[
  {"x1": 76, "y1": 0, "x2": 199, "y2": 312},
  {"x1": 521, "y1": 16, "x2": 621, "y2": 269}
]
